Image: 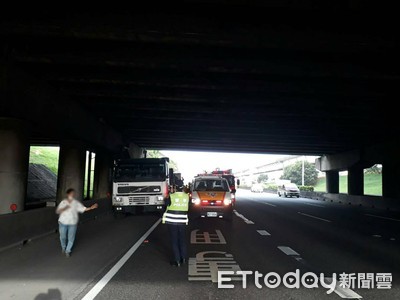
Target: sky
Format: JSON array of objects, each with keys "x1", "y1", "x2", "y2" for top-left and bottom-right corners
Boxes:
[{"x1": 160, "y1": 150, "x2": 292, "y2": 181}]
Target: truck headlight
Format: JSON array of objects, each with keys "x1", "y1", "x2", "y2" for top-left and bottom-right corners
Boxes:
[
  {"x1": 115, "y1": 197, "x2": 123, "y2": 202},
  {"x1": 158, "y1": 196, "x2": 164, "y2": 201}
]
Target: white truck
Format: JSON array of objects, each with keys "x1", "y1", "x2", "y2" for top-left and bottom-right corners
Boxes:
[{"x1": 112, "y1": 157, "x2": 172, "y2": 214}]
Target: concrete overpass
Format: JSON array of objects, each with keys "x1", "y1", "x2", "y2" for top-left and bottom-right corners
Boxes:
[{"x1": 0, "y1": 3, "x2": 400, "y2": 299}]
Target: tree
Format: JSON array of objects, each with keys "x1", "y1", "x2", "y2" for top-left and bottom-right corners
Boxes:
[
  {"x1": 364, "y1": 164, "x2": 382, "y2": 174},
  {"x1": 146, "y1": 150, "x2": 179, "y2": 171},
  {"x1": 281, "y1": 161, "x2": 318, "y2": 186},
  {"x1": 257, "y1": 174, "x2": 269, "y2": 183}
]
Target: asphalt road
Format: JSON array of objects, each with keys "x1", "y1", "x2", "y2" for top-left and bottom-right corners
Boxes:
[{"x1": 1, "y1": 190, "x2": 399, "y2": 299}]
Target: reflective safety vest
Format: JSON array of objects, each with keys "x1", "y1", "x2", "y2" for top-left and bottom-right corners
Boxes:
[{"x1": 162, "y1": 192, "x2": 189, "y2": 225}]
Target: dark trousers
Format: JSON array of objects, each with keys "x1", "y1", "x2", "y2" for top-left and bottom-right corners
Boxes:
[{"x1": 168, "y1": 224, "x2": 187, "y2": 262}]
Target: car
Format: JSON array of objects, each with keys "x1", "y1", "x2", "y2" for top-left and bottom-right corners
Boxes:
[
  {"x1": 277, "y1": 183, "x2": 300, "y2": 198},
  {"x1": 190, "y1": 176, "x2": 234, "y2": 220},
  {"x1": 251, "y1": 183, "x2": 264, "y2": 193}
]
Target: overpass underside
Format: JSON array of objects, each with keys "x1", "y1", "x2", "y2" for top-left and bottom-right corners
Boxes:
[{"x1": 1, "y1": 3, "x2": 400, "y2": 217}]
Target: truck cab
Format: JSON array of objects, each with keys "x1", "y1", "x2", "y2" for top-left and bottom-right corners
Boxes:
[{"x1": 112, "y1": 158, "x2": 170, "y2": 214}]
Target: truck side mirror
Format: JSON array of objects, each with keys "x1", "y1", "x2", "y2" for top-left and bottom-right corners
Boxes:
[{"x1": 237, "y1": 179, "x2": 240, "y2": 186}]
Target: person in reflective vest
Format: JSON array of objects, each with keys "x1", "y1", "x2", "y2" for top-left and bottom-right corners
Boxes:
[{"x1": 162, "y1": 185, "x2": 189, "y2": 267}]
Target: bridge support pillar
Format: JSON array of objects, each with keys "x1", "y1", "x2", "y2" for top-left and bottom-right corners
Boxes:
[
  {"x1": 56, "y1": 141, "x2": 86, "y2": 203},
  {"x1": 0, "y1": 118, "x2": 30, "y2": 214},
  {"x1": 93, "y1": 151, "x2": 112, "y2": 200},
  {"x1": 382, "y1": 163, "x2": 400, "y2": 198},
  {"x1": 348, "y1": 166, "x2": 364, "y2": 195},
  {"x1": 326, "y1": 170, "x2": 339, "y2": 193}
]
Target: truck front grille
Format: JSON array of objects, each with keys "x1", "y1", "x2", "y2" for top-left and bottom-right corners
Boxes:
[{"x1": 129, "y1": 196, "x2": 150, "y2": 205}]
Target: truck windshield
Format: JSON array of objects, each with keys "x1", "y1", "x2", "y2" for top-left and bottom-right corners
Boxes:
[
  {"x1": 114, "y1": 163, "x2": 166, "y2": 182},
  {"x1": 194, "y1": 179, "x2": 229, "y2": 192}
]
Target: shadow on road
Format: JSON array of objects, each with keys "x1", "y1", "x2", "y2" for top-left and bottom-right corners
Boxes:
[{"x1": 34, "y1": 288, "x2": 62, "y2": 300}]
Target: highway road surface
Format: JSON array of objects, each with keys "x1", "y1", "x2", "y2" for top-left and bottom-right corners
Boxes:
[{"x1": 0, "y1": 189, "x2": 399, "y2": 299}]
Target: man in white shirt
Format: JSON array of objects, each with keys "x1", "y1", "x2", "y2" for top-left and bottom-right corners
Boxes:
[{"x1": 56, "y1": 188, "x2": 98, "y2": 257}]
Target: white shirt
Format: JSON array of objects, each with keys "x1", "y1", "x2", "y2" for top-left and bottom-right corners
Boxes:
[{"x1": 57, "y1": 199, "x2": 86, "y2": 225}]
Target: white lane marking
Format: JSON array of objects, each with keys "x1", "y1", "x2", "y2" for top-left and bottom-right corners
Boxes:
[
  {"x1": 390, "y1": 238, "x2": 396, "y2": 241},
  {"x1": 304, "y1": 202, "x2": 325, "y2": 208},
  {"x1": 298, "y1": 212, "x2": 331, "y2": 223},
  {"x1": 233, "y1": 210, "x2": 255, "y2": 224},
  {"x1": 262, "y1": 202, "x2": 277, "y2": 207},
  {"x1": 277, "y1": 246, "x2": 300, "y2": 256},
  {"x1": 365, "y1": 214, "x2": 400, "y2": 222},
  {"x1": 256, "y1": 230, "x2": 271, "y2": 236},
  {"x1": 325, "y1": 278, "x2": 363, "y2": 299},
  {"x1": 82, "y1": 219, "x2": 161, "y2": 300},
  {"x1": 372, "y1": 234, "x2": 381, "y2": 238},
  {"x1": 190, "y1": 229, "x2": 226, "y2": 244}
]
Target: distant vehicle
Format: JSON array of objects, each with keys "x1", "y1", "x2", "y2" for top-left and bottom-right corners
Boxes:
[
  {"x1": 198, "y1": 169, "x2": 239, "y2": 194},
  {"x1": 112, "y1": 158, "x2": 171, "y2": 214},
  {"x1": 251, "y1": 183, "x2": 264, "y2": 193},
  {"x1": 190, "y1": 176, "x2": 234, "y2": 220},
  {"x1": 277, "y1": 183, "x2": 300, "y2": 198}
]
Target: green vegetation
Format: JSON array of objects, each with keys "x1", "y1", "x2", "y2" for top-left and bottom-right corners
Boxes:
[
  {"x1": 147, "y1": 150, "x2": 179, "y2": 171},
  {"x1": 314, "y1": 173, "x2": 382, "y2": 195},
  {"x1": 257, "y1": 174, "x2": 269, "y2": 183},
  {"x1": 29, "y1": 146, "x2": 60, "y2": 175},
  {"x1": 281, "y1": 161, "x2": 319, "y2": 186}
]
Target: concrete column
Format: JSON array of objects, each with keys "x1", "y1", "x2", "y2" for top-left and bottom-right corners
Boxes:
[
  {"x1": 326, "y1": 170, "x2": 339, "y2": 193},
  {"x1": 382, "y1": 163, "x2": 400, "y2": 198},
  {"x1": 93, "y1": 151, "x2": 112, "y2": 199},
  {"x1": 0, "y1": 118, "x2": 30, "y2": 214},
  {"x1": 348, "y1": 166, "x2": 364, "y2": 195},
  {"x1": 56, "y1": 140, "x2": 86, "y2": 203}
]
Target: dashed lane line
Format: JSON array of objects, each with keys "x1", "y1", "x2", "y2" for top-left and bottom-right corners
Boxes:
[
  {"x1": 262, "y1": 202, "x2": 277, "y2": 207},
  {"x1": 256, "y1": 230, "x2": 271, "y2": 236},
  {"x1": 325, "y1": 278, "x2": 363, "y2": 299},
  {"x1": 277, "y1": 248, "x2": 363, "y2": 299},
  {"x1": 365, "y1": 214, "x2": 400, "y2": 222},
  {"x1": 304, "y1": 202, "x2": 325, "y2": 208},
  {"x1": 277, "y1": 246, "x2": 300, "y2": 256},
  {"x1": 233, "y1": 210, "x2": 255, "y2": 224},
  {"x1": 298, "y1": 212, "x2": 331, "y2": 223},
  {"x1": 81, "y1": 219, "x2": 161, "y2": 300}
]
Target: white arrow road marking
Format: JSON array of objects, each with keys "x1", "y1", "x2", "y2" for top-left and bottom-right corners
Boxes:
[
  {"x1": 298, "y1": 212, "x2": 331, "y2": 223},
  {"x1": 82, "y1": 219, "x2": 161, "y2": 300},
  {"x1": 257, "y1": 230, "x2": 271, "y2": 236},
  {"x1": 277, "y1": 246, "x2": 300, "y2": 256},
  {"x1": 365, "y1": 214, "x2": 400, "y2": 222},
  {"x1": 233, "y1": 210, "x2": 255, "y2": 224},
  {"x1": 325, "y1": 278, "x2": 363, "y2": 299}
]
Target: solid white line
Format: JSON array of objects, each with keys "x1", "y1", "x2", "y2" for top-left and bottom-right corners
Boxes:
[
  {"x1": 325, "y1": 278, "x2": 363, "y2": 299},
  {"x1": 277, "y1": 246, "x2": 299, "y2": 256},
  {"x1": 262, "y1": 202, "x2": 277, "y2": 207},
  {"x1": 365, "y1": 214, "x2": 400, "y2": 222},
  {"x1": 257, "y1": 230, "x2": 271, "y2": 236},
  {"x1": 298, "y1": 212, "x2": 331, "y2": 223},
  {"x1": 82, "y1": 219, "x2": 161, "y2": 300}
]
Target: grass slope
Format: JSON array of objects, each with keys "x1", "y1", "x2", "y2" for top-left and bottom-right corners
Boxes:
[{"x1": 29, "y1": 146, "x2": 60, "y2": 175}]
